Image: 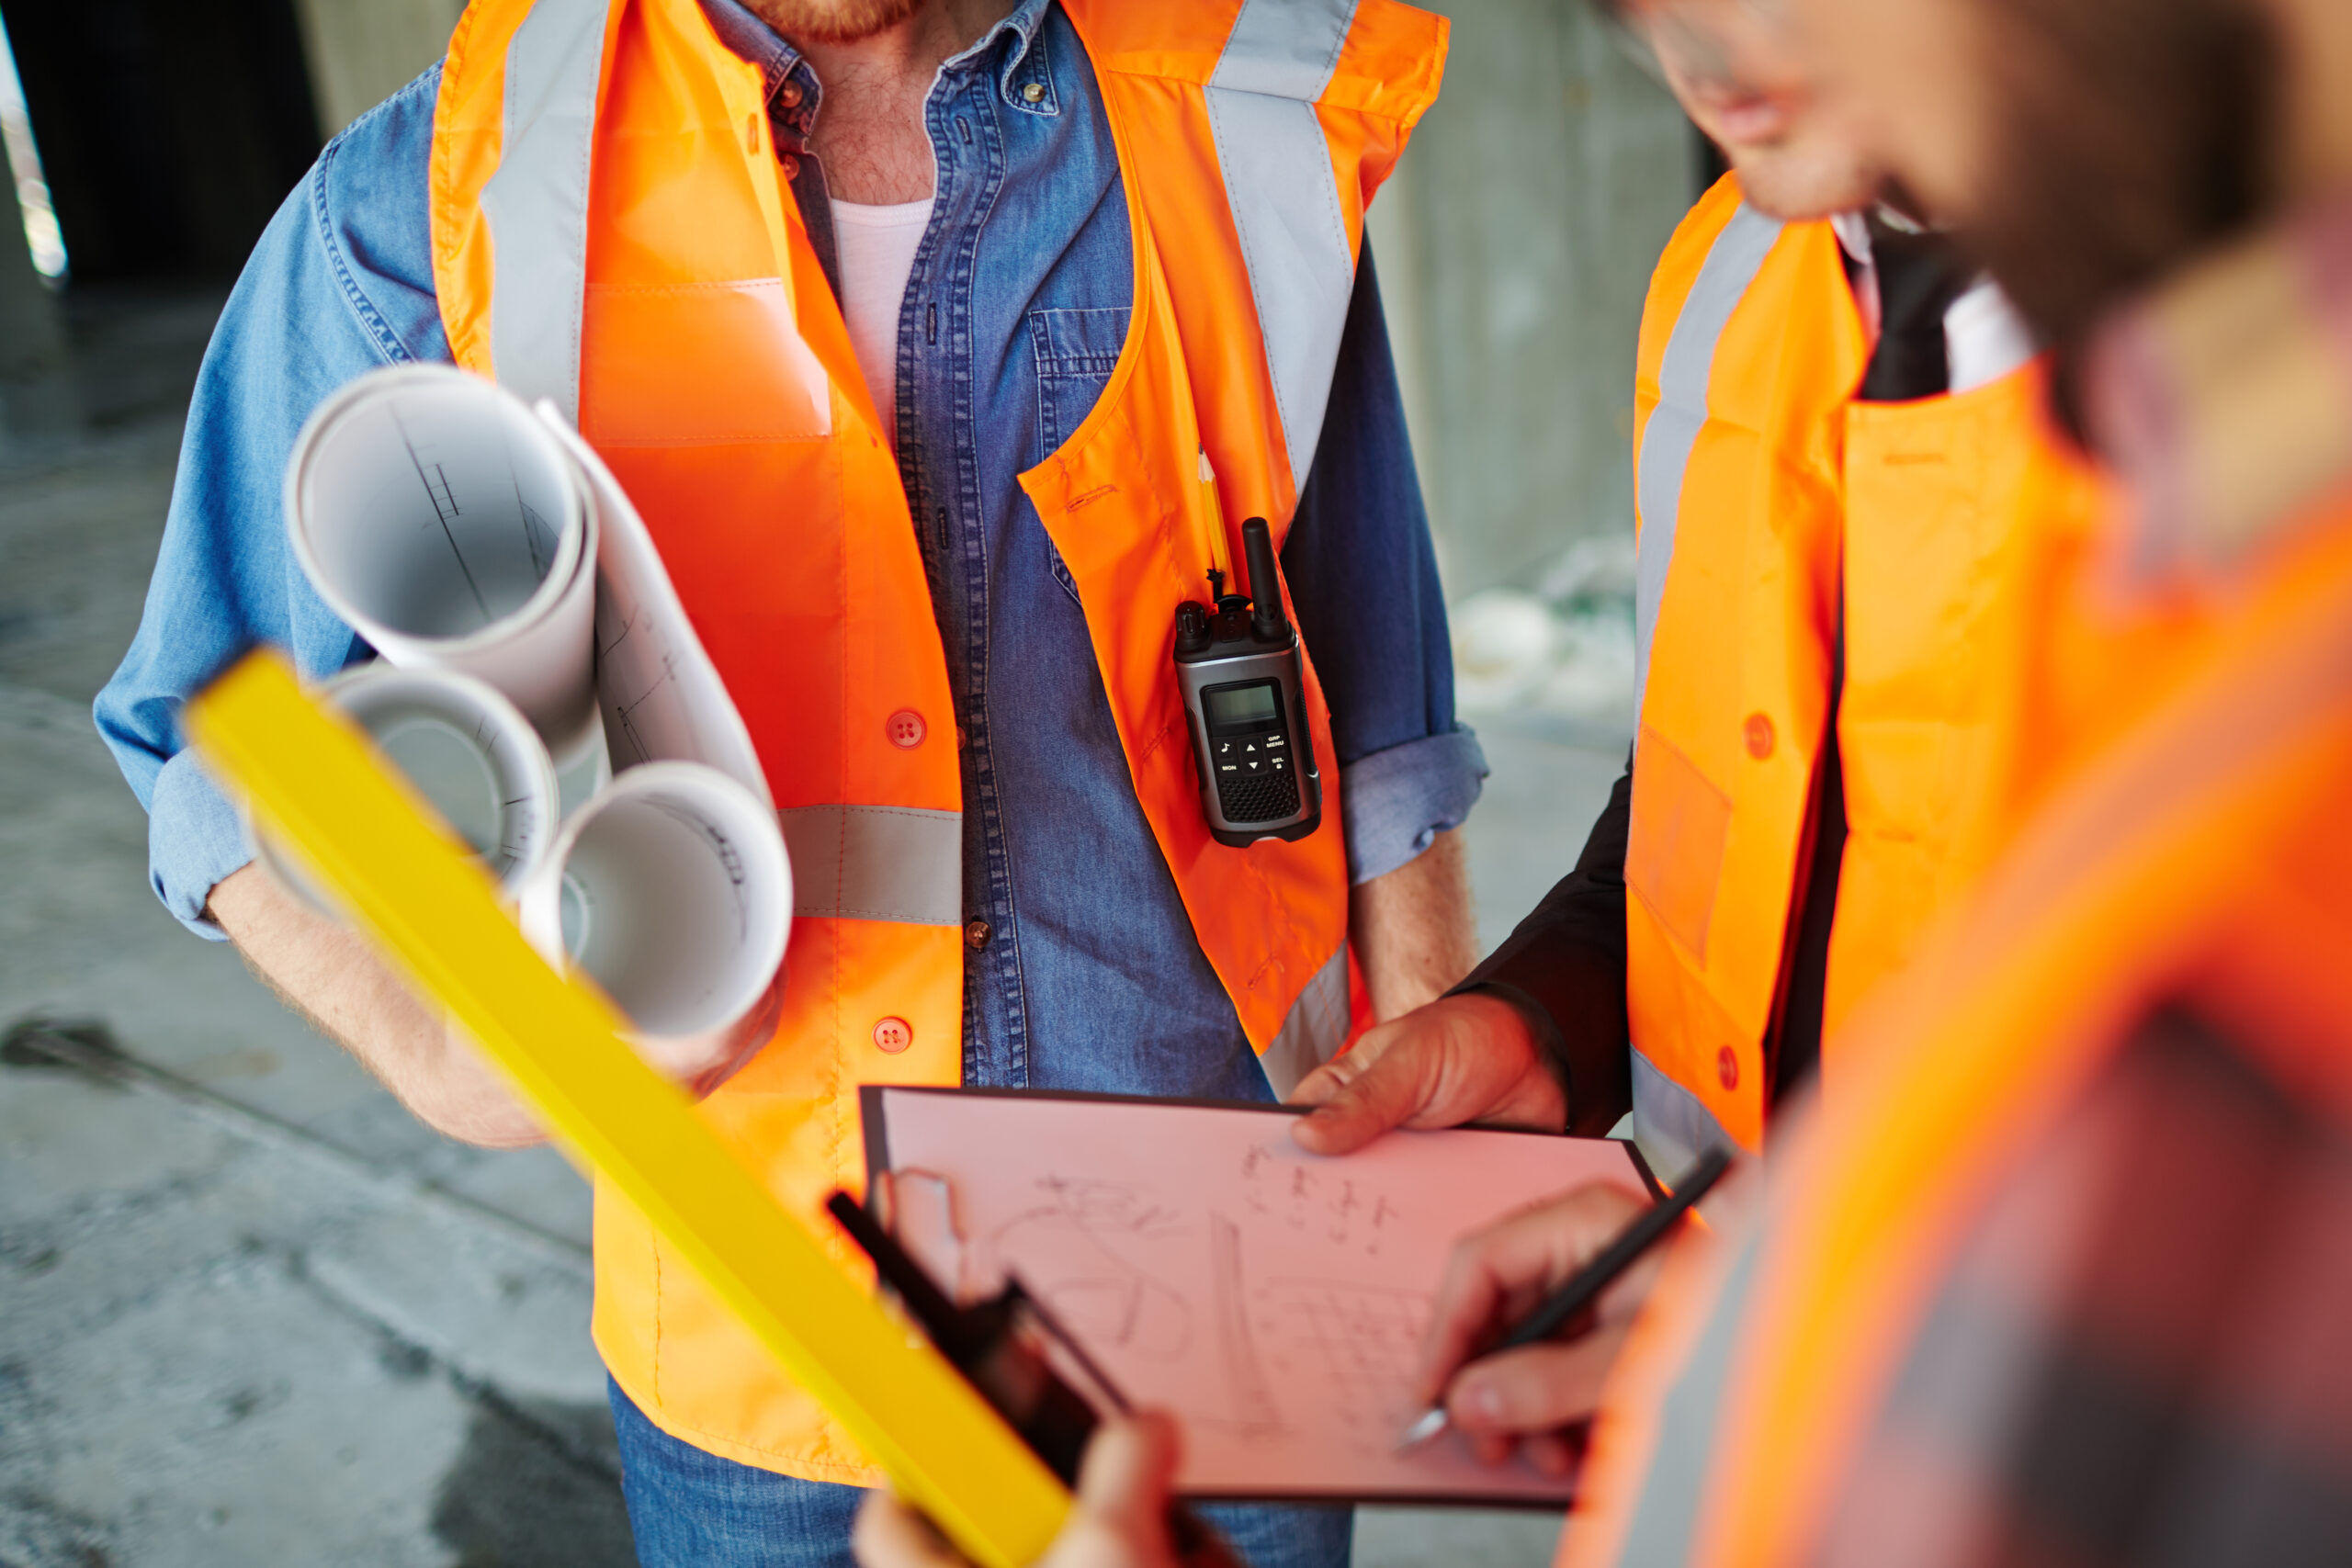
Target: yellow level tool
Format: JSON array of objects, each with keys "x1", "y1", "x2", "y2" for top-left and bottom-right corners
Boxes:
[{"x1": 187, "y1": 650, "x2": 1070, "y2": 1568}]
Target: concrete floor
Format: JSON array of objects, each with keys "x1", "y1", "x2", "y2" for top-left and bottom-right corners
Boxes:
[{"x1": 0, "y1": 288, "x2": 1612, "y2": 1568}]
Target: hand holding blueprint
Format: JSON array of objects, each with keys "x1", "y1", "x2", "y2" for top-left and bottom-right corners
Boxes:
[{"x1": 864, "y1": 1088, "x2": 1656, "y2": 1505}]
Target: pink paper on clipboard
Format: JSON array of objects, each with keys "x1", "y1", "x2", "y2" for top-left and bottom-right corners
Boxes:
[{"x1": 860, "y1": 1087, "x2": 1656, "y2": 1506}]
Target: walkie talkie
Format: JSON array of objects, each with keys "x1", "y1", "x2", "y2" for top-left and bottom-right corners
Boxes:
[{"x1": 1174, "y1": 483, "x2": 1323, "y2": 848}]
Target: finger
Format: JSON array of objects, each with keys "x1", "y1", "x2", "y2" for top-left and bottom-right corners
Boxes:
[
  {"x1": 1414, "y1": 1184, "x2": 1642, "y2": 1399},
  {"x1": 1444, "y1": 1332, "x2": 1629, "y2": 1437},
  {"x1": 854, "y1": 1494, "x2": 972, "y2": 1568},
  {"x1": 1466, "y1": 1430, "x2": 1516, "y2": 1468},
  {"x1": 1077, "y1": 1414, "x2": 1182, "y2": 1538},
  {"x1": 1415, "y1": 1257, "x2": 1508, "y2": 1404},
  {"x1": 1289, "y1": 1031, "x2": 1434, "y2": 1156},
  {"x1": 1523, "y1": 1429, "x2": 1583, "y2": 1479},
  {"x1": 1284, "y1": 1050, "x2": 1365, "y2": 1109}
]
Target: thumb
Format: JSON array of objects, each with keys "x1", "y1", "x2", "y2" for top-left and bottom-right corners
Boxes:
[
  {"x1": 1077, "y1": 1413, "x2": 1182, "y2": 1533},
  {"x1": 1285, "y1": 1053, "x2": 1356, "y2": 1109},
  {"x1": 1291, "y1": 1040, "x2": 1428, "y2": 1156}
]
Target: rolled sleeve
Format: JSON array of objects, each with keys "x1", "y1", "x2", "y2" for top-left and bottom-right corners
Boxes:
[
  {"x1": 90, "y1": 66, "x2": 447, "y2": 937},
  {"x1": 1283, "y1": 240, "x2": 1483, "y2": 884},
  {"x1": 146, "y1": 750, "x2": 254, "y2": 937},
  {"x1": 1340, "y1": 726, "x2": 1488, "y2": 885}
]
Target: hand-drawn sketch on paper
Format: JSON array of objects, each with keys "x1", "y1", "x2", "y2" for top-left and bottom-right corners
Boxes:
[{"x1": 865, "y1": 1089, "x2": 1654, "y2": 1504}]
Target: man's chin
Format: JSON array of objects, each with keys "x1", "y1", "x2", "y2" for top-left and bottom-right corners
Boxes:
[
  {"x1": 742, "y1": 0, "x2": 923, "y2": 43},
  {"x1": 1724, "y1": 146, "x2": 1883, "y2": 224}
]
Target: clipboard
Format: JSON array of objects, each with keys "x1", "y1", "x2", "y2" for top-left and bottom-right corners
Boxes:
[
  {"x1": 862, "y1": 1084, "x2": 1660, "y2": 1507},
  {"x1": 185, "y1": 652, "x2": 1071, "y2": 1568}
]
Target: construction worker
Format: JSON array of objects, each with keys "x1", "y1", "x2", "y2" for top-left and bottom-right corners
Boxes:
[
  {"x1": 91, "y1": 2, "x2": 1481, "y2": 1563},
  {"x1": 855, "y1": 0, "x2": 2352, "y2": 1560},
  {"x1": 1288, "y1": 0, "x2": 2102, "y2": 1179},
  {"x1": 1507, "y1": 0, "x2": 2352, "y2": 1560}
]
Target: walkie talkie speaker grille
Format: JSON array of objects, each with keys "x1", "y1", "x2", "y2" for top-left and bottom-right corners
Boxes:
[{"x1": 1217, "y1": 765, "x2": 1302, "y2": 825}]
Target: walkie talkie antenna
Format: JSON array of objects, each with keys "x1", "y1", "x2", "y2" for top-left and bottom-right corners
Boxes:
[{"x1": 1242, "y1": 518, "x2": 1285, "y2": 641}]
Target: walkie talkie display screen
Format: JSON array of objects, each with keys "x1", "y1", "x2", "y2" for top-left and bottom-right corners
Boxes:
[{"x1": 1204, "y1": 682, "x2": 1280, "y2": 731}]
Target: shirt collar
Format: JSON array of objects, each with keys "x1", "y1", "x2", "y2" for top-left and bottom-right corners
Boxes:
[
  {"x1": 697, "y1": 0, "x2": 806, "y2": 100},
  {"x1": 1828, "y1": 203, "x2": 1936, "y2": 269},
  {"x1": 695, "y1": 0, "x2": 1053, "y2": 112},
  {"x1": 2084, "y1": 187, "x2": 2352, "y2": 579}
]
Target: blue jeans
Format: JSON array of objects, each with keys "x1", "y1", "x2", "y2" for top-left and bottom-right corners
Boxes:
[{"x1": 608, "y1": 1380, "x2": 1352, "y2": 1568}]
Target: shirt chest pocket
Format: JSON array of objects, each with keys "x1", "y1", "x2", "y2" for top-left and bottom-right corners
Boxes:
[{"x1": 1029, "y1": 307, "x2": 1130, "y2": 605}]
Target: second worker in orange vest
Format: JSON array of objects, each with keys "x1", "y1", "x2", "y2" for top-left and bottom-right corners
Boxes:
[
  {"x1": 1290, "y1": 5, "x2": 2103, "y2": 1159},
  {"x1": 1284, "y1": 0, "x2": 2104, "y2": 1461}
]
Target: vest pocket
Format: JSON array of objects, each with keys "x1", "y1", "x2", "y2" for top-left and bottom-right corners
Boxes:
[
  {"x1": 1028, "y1": 308, "x2": 1130, "y2": 606},
  {"x1": 1625, "y1": 724, "x2": 1734, "y2": 962}
]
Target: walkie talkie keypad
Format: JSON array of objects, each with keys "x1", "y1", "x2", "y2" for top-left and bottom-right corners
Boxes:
[{"x1": 1204, "y1": 681, "x2": 1301, "y2": 825}]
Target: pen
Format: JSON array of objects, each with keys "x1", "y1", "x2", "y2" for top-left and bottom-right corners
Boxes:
[{"x1": 1396, "y1": 1145, "x2": 1736, "y2": 1452}]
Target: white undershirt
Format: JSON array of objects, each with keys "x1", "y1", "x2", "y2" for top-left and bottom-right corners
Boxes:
[
  {"x1": 830, "y1": 197, "x2": 935, "y2": 451},
  {"x1": 1830, "y1": 209, "x2": 2040, "y2": 395}
]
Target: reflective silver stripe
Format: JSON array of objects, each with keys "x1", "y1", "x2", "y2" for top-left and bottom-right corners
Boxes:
[
  {"x1": 779, "y1": 804, "x2": 962, "y2": 926},
  {"x1": 480, "y1": 0, "x2": 612, "y2": 423},
  {"x1": 1616, "y1": 1224, "x2": 1763, "y2": 1567},
  {"x1": 1631, "y1": 1046, "x2": 1739, "y2": 1179},
  {"x1": 1256, "y1": 942, "x2": 1350, "y2": 1098},
  {"x1": 1204, "y1": 0, "x2": 1362, "y2": 491},
  {"x1": 1633, "y1": 205, "x2": 1784, "y2": 714}
]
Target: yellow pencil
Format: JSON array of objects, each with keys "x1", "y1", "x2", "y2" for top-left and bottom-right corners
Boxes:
[{"x1": 1197, "y1": 447, "x2": 1236, "y2": 594}]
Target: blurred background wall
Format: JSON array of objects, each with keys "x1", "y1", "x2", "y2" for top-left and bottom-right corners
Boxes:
[
  {"x1": 289, "y1": 0, "x2": 466, "y2": 137},
  {"x1": 0, "y1": 3, "x2": 1698, "y2": 1562},
  {"x1": 1372, "y1": 0, "x2": 1696, "y2": 930},
  {"x1": 1376, "y1": 0, "x2": 1693, "y2": 599}
]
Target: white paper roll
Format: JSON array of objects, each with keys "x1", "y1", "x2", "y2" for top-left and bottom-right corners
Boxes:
[
  {"x1": 255, "y1": 663, "x2": 561, "y2": 909},
  {"x1": 286, "y1": 365, "x2": 600, "y2": 754},
  {"x1": 520, "y1": 762, "x2": 792, "y2": 1042}
]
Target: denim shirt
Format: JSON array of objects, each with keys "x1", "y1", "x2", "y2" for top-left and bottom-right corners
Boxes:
[{"x1": 95, "y1": 0, "x2": 1484, "y2": 1101}]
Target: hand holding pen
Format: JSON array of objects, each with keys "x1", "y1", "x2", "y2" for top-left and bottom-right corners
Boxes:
[{"x1": 1400, "y1": 1149, "x2": 1735, "y2": 1474}]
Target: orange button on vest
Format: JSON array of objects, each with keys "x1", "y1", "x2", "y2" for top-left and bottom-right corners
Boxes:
[{"x1": 428, "y1": 0, "x2": 1443, "y2": 1481}]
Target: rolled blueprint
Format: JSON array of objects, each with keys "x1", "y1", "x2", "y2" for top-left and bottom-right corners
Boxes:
[
  {"x1": 533, "y1": 405, "x2": 772, "y2": 805},
  {"x1": 520, "y1": 762, "x2": 792, "y2": 1042},
  {"x1": 286, "y1": 366, "x2": 600, "y2": 756},
  {"x1": 255, "y1": 662, "x2": 560, "y2": 908}
]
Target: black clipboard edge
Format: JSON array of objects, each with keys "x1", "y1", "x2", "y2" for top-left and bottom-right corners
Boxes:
[
  {"x1": 1185, "y1": 1486, "x2": 1571, "y2": 1512},
  {"x1": 858, "y1": 1082, "x2": 893, "y2": 1200},
  {"x1": 1621, "y1": 1137, "x2": 1666, "y2": 1201}
]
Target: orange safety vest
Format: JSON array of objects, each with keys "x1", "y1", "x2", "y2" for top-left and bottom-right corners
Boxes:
[
  {"x1": 1622, "y1": 175, "x2": 2103, "y2": 1168},
  {"x1": 429, "y1": 0, "x2": 1443, "y2": 1478},
  {"x1": 1563, "y1": 477, "x2": 2352, "y2": 1568}
]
